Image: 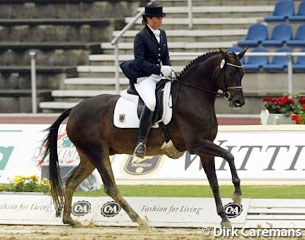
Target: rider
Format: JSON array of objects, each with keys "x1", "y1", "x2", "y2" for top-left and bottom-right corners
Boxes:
[{"x1": 120, "y1": 1, "x2": 174, "y2": 158}]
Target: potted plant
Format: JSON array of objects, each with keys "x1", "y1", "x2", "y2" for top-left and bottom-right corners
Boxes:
[{"x1": 261, "y1": 94, "x2": 299, "y2": 125}]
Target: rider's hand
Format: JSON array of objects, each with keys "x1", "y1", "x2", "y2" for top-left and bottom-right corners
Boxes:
[{"x1": 161, "y1": 65, "x2": 174, "y2": 78}]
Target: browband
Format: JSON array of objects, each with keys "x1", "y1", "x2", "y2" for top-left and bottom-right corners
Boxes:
[{"x1": 226, "y1": 62, "x2": 243, "y2": 68}]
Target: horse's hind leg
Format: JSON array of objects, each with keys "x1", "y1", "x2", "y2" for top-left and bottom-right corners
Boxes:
[
  {"x1": 200, "y1": 154, "x2": 231, "y2": 228},
  {"x1": 97, "y1": 146, "x2": 149, "y2": 230},
  {"x1": 63, "y1": 150, "x2": 95, "y2": 227}
]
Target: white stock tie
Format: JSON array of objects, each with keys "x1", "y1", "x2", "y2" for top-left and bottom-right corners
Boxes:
[{"x1": 153, "y1": 29, "x2": 160, "y2": 43}]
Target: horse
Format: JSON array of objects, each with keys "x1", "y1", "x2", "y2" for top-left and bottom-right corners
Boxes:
[{"x1": 42, "y1": 48, "x2": 247, "y2": 229}]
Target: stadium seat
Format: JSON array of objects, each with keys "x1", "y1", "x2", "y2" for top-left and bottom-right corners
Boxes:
[
  {"x1": 262, "y1": 24, "x2": 292, "y2": 46},
  {"x1": 262, "y1": 47, "x2": 292, "y2": 71},
  {"x1": 243, "y1": 48, "x2": 269, "y2": 72},
  {"x1": 289, "y1": 0, "x2": 305, "y2": 21},
  {"x1": 238, "y1": 23, "x2": 268, "y2": 47},
  {"x1": 293, "y1": 49, "x2": 305, "y2": 71},
  {"x1": 227, "y1": 47, "x2": 243, "y2": 53},
  {"x1": 265, "y1": 0, "x2": 294, "y2": 22},
  {"x1": 287, "y1": 25, "x2": 305, "y2": 46}
]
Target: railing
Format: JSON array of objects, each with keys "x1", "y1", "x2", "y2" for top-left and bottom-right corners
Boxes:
[
  {"x1": 111, "y1": 8, "x2": 146, "y2": 94},
  {"x1": 110, "y1": 0, "x2": 194, "y2": 94},
  {"x1": 30, "y1": 51, "x2": 37, "y2": 114},
  {"x1": 187, "y1": 0, "x2": 193, "y2": 29},
  {"x1": 245, "y1": 52, "x2": 305, "y2": 94},
  {"x1": 111, "y1": 1, "x2": 150, "y2": 94}
]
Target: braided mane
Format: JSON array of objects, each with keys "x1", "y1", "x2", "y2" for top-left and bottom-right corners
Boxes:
[{"x1": 177, "y1": 51, "x2": 220, "y2": 80}]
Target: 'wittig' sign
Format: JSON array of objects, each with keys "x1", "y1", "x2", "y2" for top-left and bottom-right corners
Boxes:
[{"x1": 111, "y1": 126, "x2": 305, "y2": 181}]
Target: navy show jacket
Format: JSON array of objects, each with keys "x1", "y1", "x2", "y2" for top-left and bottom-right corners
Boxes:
[{"x1": 120, "y1": 25, "x2": 171, "y2": 84}]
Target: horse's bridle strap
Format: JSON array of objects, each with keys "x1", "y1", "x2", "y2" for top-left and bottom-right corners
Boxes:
[
  {"x1": 226, "y1": 62, "x2": 243, "y2": 68},
  {"x1": 227, "y1": 86, "x2": 242, "y2": 89},
  {"x1": 222, "y1": 61, "x2": 244, "y2": 95}
]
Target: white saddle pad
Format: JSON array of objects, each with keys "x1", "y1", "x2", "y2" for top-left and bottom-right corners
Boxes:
[{"x1": 113, "y1": 81, "x2": 172, "y2": 128}]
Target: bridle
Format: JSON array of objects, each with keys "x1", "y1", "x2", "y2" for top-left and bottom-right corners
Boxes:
[{"x1": 221, "y1": 61, "x2": 244, "y2": 100}]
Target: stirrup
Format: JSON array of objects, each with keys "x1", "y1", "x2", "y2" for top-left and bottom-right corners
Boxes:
[{"x1": 133, "y1": 142, "x2": 146, "y2": 159}]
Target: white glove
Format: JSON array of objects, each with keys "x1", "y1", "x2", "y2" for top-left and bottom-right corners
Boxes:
[{"x1": 161, "y1": 65, "x2": 173, "y2": 78}]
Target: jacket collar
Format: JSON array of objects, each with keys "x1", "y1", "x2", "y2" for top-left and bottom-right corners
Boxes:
[{"x1": 145, "y1": 25, "x2": 161, "y2": 45}]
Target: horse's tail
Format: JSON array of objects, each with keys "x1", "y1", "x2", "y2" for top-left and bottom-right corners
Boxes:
[{"x1": 42, "y1": 108, "x2": 71, "y2": 217}]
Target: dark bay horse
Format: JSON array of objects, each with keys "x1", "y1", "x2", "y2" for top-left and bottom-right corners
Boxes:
[{"x1": 43, "y1": 49, "x2": 247, "y2": 229}]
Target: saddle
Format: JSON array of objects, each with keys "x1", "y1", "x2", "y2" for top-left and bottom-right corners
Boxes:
[
  {"x1": 113, "y1": 80, "x2": 183, "y2": 159},
  {"x1": 113, "y1": 79, "x2": 172, "y2": 128}
]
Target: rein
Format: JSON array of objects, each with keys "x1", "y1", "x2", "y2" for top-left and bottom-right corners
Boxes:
[
  {"x1": 172, "y1": 60, "x2": 243, "y2": 98},
  {"x1": 174, "y1": 78, "x2": 224, "y2": 97}
]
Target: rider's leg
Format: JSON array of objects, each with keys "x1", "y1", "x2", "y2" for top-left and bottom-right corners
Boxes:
[
  {"x1": 133, "y1": 74, "x2": 160, "y2": 158},
  {"x1": 134, "y1": 106, "x2": 154, "y2": 158}
]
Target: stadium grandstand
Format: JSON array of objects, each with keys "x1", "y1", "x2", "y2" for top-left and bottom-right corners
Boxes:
[{"x1": 0, "y1": 0, "x2": 304, "y2": 115}]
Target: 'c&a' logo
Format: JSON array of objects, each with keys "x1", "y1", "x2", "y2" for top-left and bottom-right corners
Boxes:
[
  {"x1": 224, "y1": 202, "x2": 243, "y2": 218},
  {"x1": 71, "y1": 201, "x2": 91, "y2": 216},
  {"x1": 101, "y1": 201, "x2": 121, "y2": 217}
]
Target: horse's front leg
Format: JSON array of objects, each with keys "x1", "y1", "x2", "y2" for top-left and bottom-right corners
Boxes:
[
  {"x1": 194, "y1": 139, "x2": 242, "y2": 203},
  {"x1": 190, "y1": 139, "x2": 242, "y2": 227},
  {"x1": 200, "y1": 154, "x2": 231, "y2": 228}
]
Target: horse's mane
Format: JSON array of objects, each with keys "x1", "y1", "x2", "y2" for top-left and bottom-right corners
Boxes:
[{"x1": 177, "y1": 51, "x2": 220, "y2": 80}]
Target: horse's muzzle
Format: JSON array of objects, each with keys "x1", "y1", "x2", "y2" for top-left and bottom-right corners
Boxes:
[{"x1": 230, "y1": 97, "x2": 245, "y2": 109}]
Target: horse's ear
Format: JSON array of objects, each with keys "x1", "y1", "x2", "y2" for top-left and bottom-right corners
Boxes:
[
  {"x1": 238, "y1": 48, "x2": 247, "y2": 59},
  {"x1": 219, "y1": 48, "x2": 230, "y2": 61}
]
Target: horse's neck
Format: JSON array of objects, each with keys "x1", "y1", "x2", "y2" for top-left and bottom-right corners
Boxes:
[
  {"x1": 172, "y1": 59, "x2": 219, "y2": 116},
  {"x1": 173, "y1": 77, "x2": 216, "y2": 112}
]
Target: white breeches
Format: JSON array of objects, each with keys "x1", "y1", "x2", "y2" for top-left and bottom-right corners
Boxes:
[{"x1": 134, "y1": 74, "x2": 162, "y2": 111}]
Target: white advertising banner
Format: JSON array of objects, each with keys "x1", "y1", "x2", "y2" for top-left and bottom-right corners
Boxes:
[
  {"x1": 0, "y1": 124, "x2": 305, "y2": 183},
  {"x1": 0, "y1": 124, "x2": 47, "y2": 183},
  {"x1": 0, "y1": 194, "x2": 248, "y2": 227},
  {"x1": 111, "y1": 127, "x2": 305, "y2": 181},
  {"x1": 0, "y1": 124, "x2": 73, "y2": 183}
]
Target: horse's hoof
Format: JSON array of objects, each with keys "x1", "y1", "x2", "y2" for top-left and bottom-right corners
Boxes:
[
  {"x1": 137, "y1": 218, "x2": 150, "y2": 231},
  {"x1": 232, "y1": 192, "x2": 242, "y2": 204},
  {"x1": 64, "y1": 218, "x2": 83, "y2": 228},
  {"x1": 221, "y1": 220, "x2": 232, "y2": 229},
  {"x1": 71, "y1": 220, "x2": 83, "y2": 228}
]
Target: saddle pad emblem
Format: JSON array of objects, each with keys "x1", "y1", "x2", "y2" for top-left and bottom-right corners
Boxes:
[{"x1": 119, "y1": 114, "x2": 125, "y2": 123}]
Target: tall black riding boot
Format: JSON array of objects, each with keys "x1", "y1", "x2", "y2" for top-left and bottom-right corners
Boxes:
[{"x1": 134, "y1": 106, "x2": 154, "y2": 158}]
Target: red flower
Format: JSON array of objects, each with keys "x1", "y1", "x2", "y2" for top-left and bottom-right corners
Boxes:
[
  {"x1": 299, "y1": 97, "x2": 305, "y2": 104},
  {"x1": 291, "y1": 114, "x2": 298, "y2": 120}
]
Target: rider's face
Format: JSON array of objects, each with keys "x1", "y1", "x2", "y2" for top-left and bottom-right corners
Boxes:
[{"x1": 147, "y1": 16, "x2": 163, "y2": 30}]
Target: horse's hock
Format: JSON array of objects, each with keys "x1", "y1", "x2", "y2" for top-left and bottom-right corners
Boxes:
[{"x1": 0, "y1": 0, "x2": 139, "y2": 113}]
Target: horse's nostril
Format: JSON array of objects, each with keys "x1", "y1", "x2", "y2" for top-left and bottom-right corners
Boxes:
[
  {"x1": 235, "y1": 100, "x2": 241, "y2": 106},
  {"x1": 233, "y1": 99, "x2": 244, "y2": 107}
]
